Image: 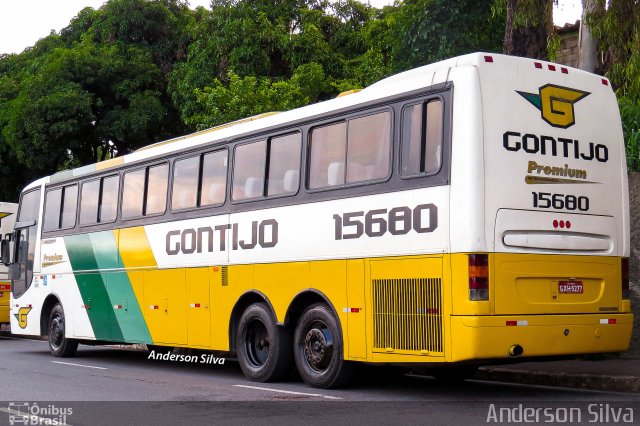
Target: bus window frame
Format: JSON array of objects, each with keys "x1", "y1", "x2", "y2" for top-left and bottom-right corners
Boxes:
[
  {"x1": 120, "y1": 161, "x2": 169, "y2": 221},
  {"x1": 38, "y1": 83, "x2": 452, "y2": 238},
  {"x1": 398, "y1": 95, "x2": 446, "y2": 180},
  {"x1": 305, "y1": 106, "x2": 394, "y2": 193},
  {"x1": 169, "y1": 147, "x2": 229, "y2": 213},
  {"x1": 43, "y1": 184, "x2": 78, "y2": 232},
  {"x1": 78, "y1": 174, "x2": 120, "y2": 228},
  {"x1": 230, "y1": 130, "x2": 303, "y2": 205}
]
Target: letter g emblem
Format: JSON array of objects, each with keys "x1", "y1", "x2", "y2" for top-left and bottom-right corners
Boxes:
[{"x1": 517, "y1": 84, "x2": 590, "y2": 129}]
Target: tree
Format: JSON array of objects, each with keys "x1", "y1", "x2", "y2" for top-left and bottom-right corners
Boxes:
[
  {"x1": 0, "y1": 0, "x2": 194, "y2": 186},
  {"x1": 586, "y1": 0, "x2": 640, "y2": 98},
  {"x1": 584, "y1": 0, "x2": 640, "y2": 170},
  {"x1": 392, "y1": 0, "x2": 504, "y2": 71},
  {"x1": 501, "y1": 0, "x2": 554, "y2": 59}
]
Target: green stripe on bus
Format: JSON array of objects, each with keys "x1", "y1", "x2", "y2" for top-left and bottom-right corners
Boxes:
[
  {"x1": 89, "y1": 232, "x2": 151, "y2": 343},
  {"x1": 64, "y1": 233, "x2": 124, "y2": 342}
]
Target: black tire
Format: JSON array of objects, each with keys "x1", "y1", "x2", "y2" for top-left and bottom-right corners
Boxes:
[
  {"x1": 236, "y1": 303, "x2": 292, "y2": 382},
  {"x1": 293, "y1": 303, "x2": 353, "y2": 389},
  {"x1": 48, "y1": 303, "x2": 78, "y2": 357}
]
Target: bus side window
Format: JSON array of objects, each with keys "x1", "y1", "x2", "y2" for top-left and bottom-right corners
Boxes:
[
  {"x1": 122, "y1": 164, "x2": 168, "y2": 219},
  {"x1": 401, "y1": 99, "x2": 443, "y2": 177},
  {"x1": 80, "y1": 175, "x2": 120, "y2": 225},
  {"x1": 232, "y1": 132, "x2": 301, "y2": 201},
  {"x1": 200, "y1": 150, "x2": 227, "y2": 207},
  {"x1": 309, "y1": 123, "x2": 347, "y2": 189},
  {"x1": 267, "y1": 133, "x2": 301, "y2": 196},
  {"x1": 346, "y1": 111, "x2": 391, "y2": 183},
  {"x1": 308, "y1": 111, "x2": 391, "y2": 190},
  {"x1": 172, "y1": 156, "x2": 200, "y2": 210},
  {"x1": 233, "y1": 141, "x2": 267, "y2": 201},
  {"x1": 146, "y1": 164, "x2": 168, "y2": 215},
  {"x1": 80, "y1": 179, "x2": 100, "y2": 225},
  {"x1": 43, "y1": 188, "x2": 62, "y2": 231},
  {"x1": 122, "y1": 169, "x2": 145, "y2": 218},
  {"x1": 43, "y1": 184, "x2": 77, "y2": 231},
  {"x1": 100, "y1": 175, "x2": 120, "y2": 222}
]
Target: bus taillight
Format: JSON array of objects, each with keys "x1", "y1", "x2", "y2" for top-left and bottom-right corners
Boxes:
[
  {"x1": 622, "y1": 258, "x2": 630, "y2": 300},
  {"x1": 469, "y1": 254, "x2": 489, "y2": 301}
]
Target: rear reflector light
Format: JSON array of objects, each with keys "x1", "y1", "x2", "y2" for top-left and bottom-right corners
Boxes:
[
  {"x1": 548, "y1": 64, "x2": 556, "y2": 71},
  {"x1": 534, "y1": 62, "x2": 542, "y2": 69},
  {"x1": 484, "y1": 55, "x2": 494, "y2": 63},
  {"x1": 561, "y1": 67, "x2": 568, "y2": 74},
  {"x1": 469, "y1": 254, "x2": 489, "y2": 301},
  {"x1": 622, "y1": 258, "x2": 630, "y2": 299},
  {"x1": 602, "y1": 79, "x2": 609, "y2": 86}
]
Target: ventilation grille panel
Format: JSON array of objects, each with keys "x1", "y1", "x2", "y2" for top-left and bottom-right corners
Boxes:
[{"x1": 372, "y1": 278, "x2": 443, "y2": 354}]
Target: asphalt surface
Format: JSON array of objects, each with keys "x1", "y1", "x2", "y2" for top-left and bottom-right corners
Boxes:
[{"x1": 1, "y1": 335, "x2": 639, "y2": 425}]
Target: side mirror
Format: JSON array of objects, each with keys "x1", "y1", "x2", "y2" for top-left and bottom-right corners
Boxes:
[{"x1": 1, "y1": 238, "x2": 12, "y2": 266}]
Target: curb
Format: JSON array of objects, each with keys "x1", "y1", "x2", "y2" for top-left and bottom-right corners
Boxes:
[{"x1": 476, "y1": 367, "x2": 640, "y2": 393}]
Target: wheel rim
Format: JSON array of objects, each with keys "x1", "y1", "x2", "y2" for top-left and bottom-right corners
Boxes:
[
  {"x1": 50, "y1": 314, "x2": 64, "y2": 350},
  {"x1": 244, "y1": 319, "x2": 270, "y2": 367},
  {"x1": 302, "y1": 320, "x2": 334, "y2": 373}
]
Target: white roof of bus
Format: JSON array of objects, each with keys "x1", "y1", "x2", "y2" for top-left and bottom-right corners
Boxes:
[{"x1": 39, "y1": 52, "x2": 608, "y2": 190}]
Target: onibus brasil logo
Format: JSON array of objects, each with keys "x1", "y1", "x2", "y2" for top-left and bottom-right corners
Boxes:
[{"x1": 517, "y1": 84, "x2": 590, "y2": 129}]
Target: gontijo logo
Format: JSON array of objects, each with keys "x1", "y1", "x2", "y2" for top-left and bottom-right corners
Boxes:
[
  {"x1": 14, "y1": 307, "x2": 32, "y2": 329},
  {"x1": 517, "y1": 84, "x2": 590, "y2": 129}
]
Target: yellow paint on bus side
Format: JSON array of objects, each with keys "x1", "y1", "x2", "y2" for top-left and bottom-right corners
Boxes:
[{"x1": 106, "y1": 233, "x2": 632, "y2": 365}]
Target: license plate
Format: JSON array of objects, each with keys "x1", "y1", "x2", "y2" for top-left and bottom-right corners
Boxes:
[{"x1": 558, "y1": 281, "x2": 584, "y2": 294}]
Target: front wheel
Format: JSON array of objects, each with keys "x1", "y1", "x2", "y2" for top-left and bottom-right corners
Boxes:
[
  {"x1": 293, "y1": 303, "x2": 353, "y2": 389},
  {"x1": 48, "y1": 303, "x2": 78, "y2": 357},
  {"x1": 236, "y1": 303, "x2": 292, "y2": 382}
]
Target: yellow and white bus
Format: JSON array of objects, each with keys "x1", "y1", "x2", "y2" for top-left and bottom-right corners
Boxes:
[
  {"x1": 1, "y1": 53, "x2": 632, "y2": 388},
  {"x1": 0, "y1": 202, "x2": 17, "y2": 327}
]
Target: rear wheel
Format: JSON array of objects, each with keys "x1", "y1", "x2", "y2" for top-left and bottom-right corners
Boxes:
[
  {"x1": 236, "y1": 303, "x2": 292, "y2": 382},
  {"x1": 293, "y1": 303, "x2": 353, "y2": 389},
  {"x1": 48, "y1": 303, "x2": 78, "y2": 357}
]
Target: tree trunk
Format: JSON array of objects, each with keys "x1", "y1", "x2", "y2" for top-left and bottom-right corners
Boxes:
[
  {"x1": 578, "y1": 0, "x2": 599, "y2": 72},
  {"x1": 503, "y1": 0, "x2": 553, "y2": 60}
]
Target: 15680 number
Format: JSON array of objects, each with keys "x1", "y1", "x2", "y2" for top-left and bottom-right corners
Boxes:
[
  {"x1": 532, "y1": 192, "x2": 589, "y2": 211},
  {"x1": 333, "y1": 204, "x2": 437, "y2": 240}
]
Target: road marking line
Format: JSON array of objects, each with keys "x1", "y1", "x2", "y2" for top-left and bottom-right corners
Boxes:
[
  {"x1": 233, "y1": 384, "x2": 342, "y2": 400},
  {"x1": 51, "y1": 360, "x2": 107, "y2": 370},
  {"x1": 0, "y1": 407, "x2": 73, "y2": 425}
]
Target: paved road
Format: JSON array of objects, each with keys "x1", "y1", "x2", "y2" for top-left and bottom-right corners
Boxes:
[{"x1": 1, "y1": 335, "x2": 639, "y2": 425}]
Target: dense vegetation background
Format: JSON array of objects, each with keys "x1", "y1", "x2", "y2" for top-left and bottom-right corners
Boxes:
[{"x1": 0, "y1": 0, "x2": 637, "y2": 200}]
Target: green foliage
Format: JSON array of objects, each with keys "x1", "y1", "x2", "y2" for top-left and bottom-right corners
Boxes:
[
  {"x1": 619, "y1": 96, "x2": 640, "y2": 171},
  {"x1": 583, "y1": 1, "x2": 640, "y2": 170},
  {"x1": 586, "y1": 0, "x2": 640, "y2": 101},
  {"x1": 189, "y1": 64, "x2": 330, "y2": 129},
  {"x1": 0, "y1": 0, "x2": 509, "y2": 199},
  {"x1": 0, "y1": 0, "x2": 193, "y2": 197},
  {"x1": 392, "y1": 0, "x2": 504, "y2": 71}
]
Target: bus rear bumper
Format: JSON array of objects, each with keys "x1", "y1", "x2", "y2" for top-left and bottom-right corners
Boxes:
[{"x1": 450, "y1": 313, "x2": 633, "y2": 362}]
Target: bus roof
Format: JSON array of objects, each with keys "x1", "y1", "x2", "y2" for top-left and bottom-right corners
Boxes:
[{"x1": 45, "y1": 52, "x2": 609, "y2": 187}]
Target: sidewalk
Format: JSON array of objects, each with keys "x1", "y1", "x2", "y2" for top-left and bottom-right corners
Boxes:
[{"x1": 476, "y1": 358, "x2": 640, "y2": 393}]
